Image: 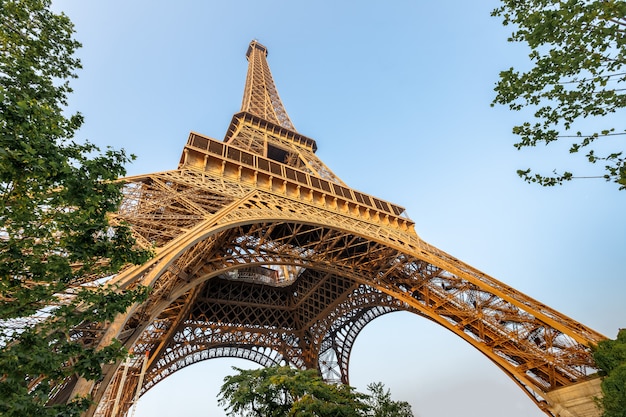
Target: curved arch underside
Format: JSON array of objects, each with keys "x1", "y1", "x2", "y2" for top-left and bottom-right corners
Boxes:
[
  {"x1": 68, "y1": 165, "x2": 606, "y2": 417},
  {"x1": 141, "y1": 286, "x2": 405, "y2": 393}
]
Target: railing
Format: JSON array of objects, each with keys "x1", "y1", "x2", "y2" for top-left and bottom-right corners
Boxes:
[{"x1": 184, "y1": 132, "x2": 409, "y2": 220}]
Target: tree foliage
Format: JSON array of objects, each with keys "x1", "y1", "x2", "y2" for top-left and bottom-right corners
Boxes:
[
  {"x1": 218, "y1": 366, "x2": 370, "y2": 417},
  {"x1": 492, "y1": 0, "x2": 626, "y2": 189},
  {"x1": 593, "y1": 329, "x2": 626, "y2": 417},
  {"x1": 365, "y1": 382, "x2": 414, "y2": 417},
  {"x1": 0, "y1": 0, "x2": 151, "y2": 415},
  {"x1": 218, "y1": 366, "x2": 415, "y2": 417}
]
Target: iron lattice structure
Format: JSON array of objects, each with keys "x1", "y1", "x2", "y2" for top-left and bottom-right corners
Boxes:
[{"x1": 55, "y1": 41, "x2": 605, "y2": 417}]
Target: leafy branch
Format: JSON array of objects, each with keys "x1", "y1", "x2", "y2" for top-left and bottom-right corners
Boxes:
[{"x1": 492, "y1": 0, "x2": 626, "y2": 189}]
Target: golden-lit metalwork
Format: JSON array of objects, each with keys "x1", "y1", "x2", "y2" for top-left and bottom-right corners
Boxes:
[{"x1": 56, "y1": 41, "x2": 605, "y2": 417}]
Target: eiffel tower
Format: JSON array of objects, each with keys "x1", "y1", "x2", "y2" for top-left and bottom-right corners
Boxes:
[{"x1": 61, "y1": 41, "x2": 606, "y2": 417}]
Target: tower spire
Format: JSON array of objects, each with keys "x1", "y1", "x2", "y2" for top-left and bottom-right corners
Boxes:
[
  {"x1": 219, "y1": 40, "x2": 343, "y2": 184},
  {"x1": 240, "y1": 40, "x2": 295, "y2": 131}
]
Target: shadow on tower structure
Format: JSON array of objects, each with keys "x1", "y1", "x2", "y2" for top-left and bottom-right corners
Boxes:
[{"x1": 57, "y1": 41, "x2": 606, "y2": 417}]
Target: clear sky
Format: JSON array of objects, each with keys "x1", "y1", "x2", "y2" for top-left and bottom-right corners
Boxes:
[{"x1": 51, "y1": 1, "x2": 626, "y2": 416}]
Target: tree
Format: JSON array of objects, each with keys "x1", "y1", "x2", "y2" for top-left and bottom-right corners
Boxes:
[
  {"x1": 593, "y1": 329, "x2": 626, "y2": 417},
  {"x1": 0, "y1": 1, "x2": 150, "y2": 416},
  {"x1": 218, "y1": 366, "x2": 415, "y2": 417},
  {"x1": 365, "y1": 382, "x2": 414, "y2": 417},
  {"x1": 491, "y1": 1, "x2": 626, "y2": 189},
  {"x1": 218, "y1": 366, "x2": 370, "y2": 417}
]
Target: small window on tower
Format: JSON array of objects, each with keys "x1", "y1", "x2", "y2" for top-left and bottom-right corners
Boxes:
[{"x1": 267, "y1": 144, "x2": 289, "y2": 164}]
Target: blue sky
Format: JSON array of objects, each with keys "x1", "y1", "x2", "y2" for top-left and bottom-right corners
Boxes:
[{"x1": 52, "y1": 1, "x2": 626, "y2": 416}]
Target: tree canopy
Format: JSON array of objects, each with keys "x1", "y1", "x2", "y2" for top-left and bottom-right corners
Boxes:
[
  {"x1": 492, "y1": 0, "x2": 626, "y2": 189},
  {"x1": 0, "y1": 0, "x2": 150, "y2": 415},
  {"x1": 593, "y1": 329, "x2": 626, "y2": 417},
  {"x1": 218, "y1": 366, "x2": 370, "y2": 417},
  {"x1": 218, "y1": 366, "x2": 415, "y2": 417},
  {"x1": 365, "y1": 382, "x2": 414, "y2": 417}
]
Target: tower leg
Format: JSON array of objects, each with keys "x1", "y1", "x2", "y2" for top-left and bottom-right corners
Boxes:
[{"x1": 543, "y1": 378, "x2": 602, "y2": 417}]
